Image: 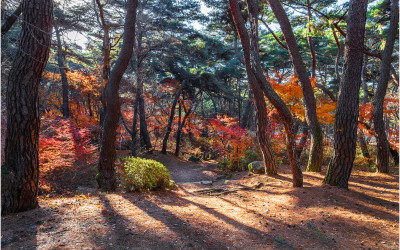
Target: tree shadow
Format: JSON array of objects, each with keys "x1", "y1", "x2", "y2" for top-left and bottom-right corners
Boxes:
[
  {"x1": 1, "y1": 205, "x2": 57, "y2": 249},
  {"x1": 119, "y1": 192, "x2": 234, "y2": 249}
]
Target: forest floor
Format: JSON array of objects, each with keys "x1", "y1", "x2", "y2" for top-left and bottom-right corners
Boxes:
[{"x1": 2, "y1": 151, "x2": 399, "y2": 249}]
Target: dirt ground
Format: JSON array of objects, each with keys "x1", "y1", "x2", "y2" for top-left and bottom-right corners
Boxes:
[{"x1": 2, "y1": 151, "x2": 399, "y2": 249}]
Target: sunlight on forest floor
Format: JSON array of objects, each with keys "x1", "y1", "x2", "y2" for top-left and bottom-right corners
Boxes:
[{"x1": 2, "y1": 154, "x2": 398, "y2": 249}]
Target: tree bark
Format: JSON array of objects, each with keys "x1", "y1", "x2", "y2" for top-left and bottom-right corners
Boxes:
[
  {"x1": 97, "y1": 0, "x2": 138, "y2": 191},
  {"x1": 240, "y1": 89, "x2": 254, "y2": 129},
  {"x1": 358, "y1": 54, "x2": 371, "y2": 159},
  {"x1": 135, "y1": 17, "x2": 152, "y2": 151},
  {"x1": 2, "y1": 0, "x2": 53, "y2": 215},
  {"x1": 130, "y1": 93, "x2": 139, "y2": 156},
  {"x1": 373, "y1": 0, "x2": 399, "y2": 173},
  {"x1": 324, "y1": 0, "x2": 368, "y2": 189},
  {"x1": 246, "y1": 0, "x2": 303, "y2": 186},
  {"x1": 268, "y1": 0, "x2": 323, "y2": 172},
  {"x1": 95, "y1": 0, "x2": 111, "y2": 127},
  {"x1": 357, "y1": 130, "x2": 371, "y2": 159},
  {"x1": 230, "y1": 0, "x2": 278, "y2": 177},
  {"x1": 306, "y1": 0, "x2": 316, "y2": 78},
  {"x1": 296, "y1": 122, "x2": 309, "y2": 159},
  {"x1": 54, "y1": 22, "x2": 70, "y2": 118},
  {"x1": 161, "y1": 80, "x2": 186, "y2": 154},
  {"x1": 175, "y1": 101, "x2": 195, "y2": 156},
  {"x1": 1, "y1": 3, "x2": 22, "y2": 36},
  {"x1": 88, "y1": 93, "x2": 93, "y2": 116}
]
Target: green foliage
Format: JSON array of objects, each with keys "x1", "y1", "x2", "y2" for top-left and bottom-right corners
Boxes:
[
  {"x1": 121, "y1": 157, "x2": 173, "y2": 191},
  {"x1": 244, "y1": 150, "x2": 262, "y2": 162},
  {"x1": 217, "y1": 149, "x2": 261, "y2": 172}
]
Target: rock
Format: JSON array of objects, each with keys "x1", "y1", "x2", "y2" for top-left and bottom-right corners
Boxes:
[
  {"x1": 188, "y1": 155, "x2": 201, "y2": 162},
  {"x1": 248, "y1": 161, "x2": 265, "y2": 174},
  {"x1": 200, "y1": 181, "x2": 213, "y2": 185}
]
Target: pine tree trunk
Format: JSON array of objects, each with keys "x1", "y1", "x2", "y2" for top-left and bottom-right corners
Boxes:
[
  {"x1": 324, "y1": 0, "x2": 368, "y2": 189},
  {"x1": 95, "y1": 0, "x2": 111, "y2": 127},
  {"x1": 54, "y1": 22, "x2": 70, "y2": 118},
  {"x1": 268, "y1": 0, "x2": 323, "y2": 172},
  {"x1": 231, "y1": 0, "x2": 285, "y2": 179},
  {"x1": 240, "y1": 90, "x2": 254, "y2": 129},
  {"x1": 358, "y1": 55, "x2": 371, "y2": 160},
  {"x1": 161, "y1": 80, "x2": 186, "y2": 154},
  {"x1": 242, "y1": 0, "x2": 302, "y2": 185},
  {"x1": 131, "y1": 93, "x2": 139, "y2": 156},
  {"x1": 175, "y1": 103, "x2": 193, "y2": 156},
  {"x1": 88, "y1": 93, "x2": 93, "y2": 116},
  {"x1": 373, "y1": 0, "x2": 398, "y2": 173},
  {"x1": 2, "y1": 0, "x2": 53, "y2": 215},
  {"x1": 306, "y1": 0, "x2": 316, "y2": 78},
  {"x1": 97, "y1": 0, "x2": 138, "y2": 191},
  {"x1": 137, "y1": 71, "x2": 152, "y2": 151},
  {"x1": 357, "y1": 130, "x2": 371, "y2": 159},
  {"x1": 135, "y1": 24, "x2": 152, "y2": 151},
  {"x1": 296, "y1": 122, "x2": 309, "y2": 159}
]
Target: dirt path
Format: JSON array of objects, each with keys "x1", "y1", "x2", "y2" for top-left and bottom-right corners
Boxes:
[
  {"x1": 2, "y1": 153, "x2": 399, "y2": 249},
  {"x1": 144, "y1": 153, "x2": 222, "y2": 183}
]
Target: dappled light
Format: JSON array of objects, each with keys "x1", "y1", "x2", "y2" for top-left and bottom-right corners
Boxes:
[{"x1": 1, "y1": 0, "x2": 398, "y2": 248}]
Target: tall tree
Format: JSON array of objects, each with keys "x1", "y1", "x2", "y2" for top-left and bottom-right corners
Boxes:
[
  {"x1": 230, "y1": 0, "x2": 278, "y2": 177},
  {"x1": 97, "y1": 0, "x2": 138, "y2": 191},
  {"x1": 246, "y1": 0, "x2": 303, "y2": 186},
  {"x1": 373, "y1": 0, "x2": 399, "y2": 173},
  {"x1": 161, "y1": 80, "x2": 187, "y2": 154},
  {"x1": 324, "y1": 0, "x2": 368, "y2": 189},
  {"x1": 135, "y1": 2, "x2": 152, "y2": 151},
  {"x1": 54, "y1": 21, "x2": 70, "y2": 118},
  {"x1": 268, "y1": 0, "x2": 324, "y2": 172},
  {"x1": 1, "y1": 0, "x2": 53, "y2": 215}
]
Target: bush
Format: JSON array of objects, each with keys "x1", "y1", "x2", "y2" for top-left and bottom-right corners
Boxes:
[
  {"x1": 217, "y1": 150, "x2": 262, "y2": 172},
  {"x1": 121, "y1": 157, "x2": 174, "y2": 191},
  {"x1": 244, "y1": 150, "x2": 261, "y2": 162}
]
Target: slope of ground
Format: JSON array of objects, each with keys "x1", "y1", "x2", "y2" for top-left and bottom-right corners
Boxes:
[{"x1": 2, "y1": 152, "x2": 399, "y2": 249}]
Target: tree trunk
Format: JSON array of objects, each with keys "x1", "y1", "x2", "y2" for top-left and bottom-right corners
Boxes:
[
  {"x1": 324, "y1": 0, "x2": 368, "y2": 189},
  {"x1": 2, "y1": 0, "x2": 53, "y2": 215},
  {"x1": 331, "y1": 27, "x2": 342, "y2": 81},
  {"x1": 230, "y1": 0, "x2": 278, "y2": 176},
  {"x1": 1, "y1": 3, "x2": 22, "y2": 35},
  {"x1": 373, "y1": 0, "x2": 398, "y2": 173},
  {"x1": 54, "y1": 22, "x2": 70, "y2": 118},
  {"x1": 161, "y1": 80, "x2": 186, "y2": 154},
  {"x1": 268, "y1": 0, "x2": 323, "y2": 172},
  {"x1": 95, "y1": 0, "x2": 111, "y2": 127},
  {"x1": 88, "y1": 93, "x2": 93, "y2": 116},
  {"x1": 135, "y1": 21, "x2": 152, "y2": 151},
  {"x1": 97, "y1": 0, "x2": 138, "y2": 191},
  {"x1": 246, "y1": 0, "x2": 303, "y2": 186},
  {"x1": 175, "y1": 102, "x2": 194, "y2": 156},
  {"x1": 137, "y1": 71, "x2": 152, "y2": 151},
  {"x1": 240, "y1": 90, "x2": 254, "y2": 129},
  {"x1": 130, "y1": 94, "x2": 139, "y2": 156},
  {"x1": 357, "y1": 130, "x2": 371, "y2": 159},
  {"x1": 358, "y1": 54, "x2": 371, "y2": 160},
  {"x1": 296, "y1": 122, "x2": 309, "y2": 159},
  {"x1": 361, "y1": 55, "x2": 369, "y2": 104},
  {"x1": 306, "y1": 0, "x2": 316, "y2": 78}
]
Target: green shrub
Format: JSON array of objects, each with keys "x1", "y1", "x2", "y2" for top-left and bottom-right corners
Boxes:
[
  {"x1": 121, "y1": 157, "x2": 173, "y2": 191},
  {"x1": 244, "y1": 150, "x2": 261, "y2": 162},
  {"x1": 217, "y1": 159, "x2": 229, "y2": 170}
]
